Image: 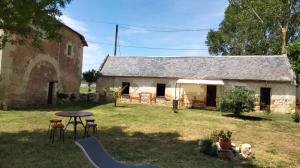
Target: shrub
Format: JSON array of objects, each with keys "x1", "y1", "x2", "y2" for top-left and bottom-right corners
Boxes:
[
  {"x1": 220, "y1": 87, "x2": 256, "y2": 116},
  {"x1": 292, "y1": 113, "x2": 300, "y2": 123},
  {"x1": 199, "y1": 139, "x2": 218, "y2": 156}
]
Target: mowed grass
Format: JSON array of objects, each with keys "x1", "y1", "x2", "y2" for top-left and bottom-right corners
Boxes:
[{"x1": 0, "y1": 103, "x2": 300, "y2": 168}]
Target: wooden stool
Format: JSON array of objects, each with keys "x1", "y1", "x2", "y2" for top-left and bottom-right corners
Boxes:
[
  {"x1": 85, "y1": 122, "x2": 97, "y2": 137},
  {"x1": 47, "y1": 119, "x2": 62, "y2": 135},
  {"x1": 49, "y1": 123, "x2": 64, "y2": 144}
]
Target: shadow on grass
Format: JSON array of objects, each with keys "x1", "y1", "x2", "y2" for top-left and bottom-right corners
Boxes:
[
  {"x1": 7, "y1": 102, "x2": 106, "y2": 112},
  {"x1": 222, "y1": 113, "x2": 272, "y2": 121},
  {"x1": 0, "y1": 127, "x2": 257, "y2": 168}
]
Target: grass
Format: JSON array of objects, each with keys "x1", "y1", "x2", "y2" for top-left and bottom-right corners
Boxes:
[
  {"x1": 80, "y1": 87, "x2": 96, "y2": 94},
  {"x1": 0, "y1": 103, "x2": 300, "y2": 168}
]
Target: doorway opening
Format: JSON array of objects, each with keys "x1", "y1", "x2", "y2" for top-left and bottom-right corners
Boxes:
[
  {"x1": 47, "y1": 81, "x2": 56, "y2": 105},
  {"x1": 260, "y1": 88, "x2": 271, "y2": 110},
  {"x1": 206, "y1": 85, "x2": 217, "y2": 107}
]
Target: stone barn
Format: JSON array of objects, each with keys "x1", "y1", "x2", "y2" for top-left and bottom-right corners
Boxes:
[
  {"x1": 0, "y1": 25, "x2": 87, "y2": 109},
  {"x1": 97, "y1": 55, "x2": 297, "y2": 113}
]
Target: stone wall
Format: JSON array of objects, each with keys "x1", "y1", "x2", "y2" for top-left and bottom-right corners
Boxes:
[
  {"x1": 97, "y1": 77, "x2": 296, "y2": 113},
  {"x1": 297, "y1": 87, "x2": 300, "y2": 104},
  {"x1": 0, "y1": 27, "x2": 84, "y2": 108},
  {"x1": 97, "y1": 76, "x2": 222, "y2": 108},
  {"x1": 224, "y1": 80, "x2": 296, "y2": 113},
  {"x1": 97, "y1": 76, "x2": 178, "y2": 106}
]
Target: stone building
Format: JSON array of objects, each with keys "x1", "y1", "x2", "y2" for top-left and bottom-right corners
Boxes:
[
  {"x1": 0, "y1": 25, "x2": 87, "y2": 109},
  {"x1": 97, "y1": 55, "x2": 298, "y2": 113}
]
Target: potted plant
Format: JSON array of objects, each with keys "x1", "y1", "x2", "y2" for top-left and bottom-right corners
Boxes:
[{"x1": 218, "y1": 130, "x2": 232, "y2": 150}]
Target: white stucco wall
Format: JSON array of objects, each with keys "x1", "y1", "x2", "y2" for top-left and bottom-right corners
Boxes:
[
  {"x1": 224, "y1": 80, "x2": 296, "y2": 113},
  {"x1": 97, "y1": 76, "x2": 296, "y2": 113},
  {"x1": 97, "y1": 76, "x2": 179, "y2": 105}
]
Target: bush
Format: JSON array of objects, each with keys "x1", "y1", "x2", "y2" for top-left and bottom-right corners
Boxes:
[
  {"x1": 292, "y1": 113, "x2": 300, "y2": 123},
  {"x1": 199, "y1": 139, "x2": 218, "y2": 156},
  {"x1": 220, "y1": 87, "x2": 256, "y2": 116}
]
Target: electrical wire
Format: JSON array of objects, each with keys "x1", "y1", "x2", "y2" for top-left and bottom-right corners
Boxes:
[
  {"x1": 67, "y1": 17, "x2": 217, "y2": 32},
  {"x1": 87, "y1": 40, "x2": 207, "y2": 51}
]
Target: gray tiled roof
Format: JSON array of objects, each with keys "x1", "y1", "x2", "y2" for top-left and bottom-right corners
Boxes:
[{"x1": 99, "y1": 55, "x2": 295, "y2": 82}]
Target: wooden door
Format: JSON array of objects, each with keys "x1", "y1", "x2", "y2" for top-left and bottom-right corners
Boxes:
[{"x1": 206, "y1": 85, "x2": 217, "y2": 107}]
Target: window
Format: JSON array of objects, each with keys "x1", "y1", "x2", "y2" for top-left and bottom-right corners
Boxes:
[
  {"x1": 156, "y1": 83, "x2": 166, "y2": 97},
  {"x1": 122, "y1": 82, "x2": 130, "y2": 95},
  {"x1": 67, "y1": 45, "x2": 72, "y2": 56}
]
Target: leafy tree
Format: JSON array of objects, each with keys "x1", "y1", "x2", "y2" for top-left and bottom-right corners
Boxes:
[
  {"x1": 103, "y1": 85, "x2": 128, "y2": 107},
  {"x1": 206, "y1": 0, "x2": 300, "y2": 55},
  {"x1": 287, "y1": 38, "x2": 300, "y2": 85},
  {"x1": 0, "y1": 0, "x2": 72, "y2": 49},
  {"x1": 220, "y1": 87, "x2": 256, "y2": 116},
  {"x1": 82, "y1": 69, "x2": 100, "y2": 93}
]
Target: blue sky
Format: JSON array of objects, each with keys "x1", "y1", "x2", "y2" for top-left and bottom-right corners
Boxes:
[{"x1": 61, "y1": 0, "x2": 229, "y2": 72}]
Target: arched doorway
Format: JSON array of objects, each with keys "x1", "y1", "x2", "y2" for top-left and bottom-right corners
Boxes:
[{"x1": 25, "y1": 61, "x2": 58, "y2": 106}]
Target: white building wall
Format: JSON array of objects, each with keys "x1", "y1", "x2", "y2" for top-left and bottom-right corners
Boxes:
[
  {"x1": 224, "y1": 80, "x2": 296, "y2": 113},
  {"x1": 97, "y1": 77, "x2": 296, "y2": 113}
]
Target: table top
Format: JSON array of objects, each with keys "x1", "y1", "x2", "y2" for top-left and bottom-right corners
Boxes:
[{"x1": 55, "y1": 111, "x2": 93, "y2": 117}]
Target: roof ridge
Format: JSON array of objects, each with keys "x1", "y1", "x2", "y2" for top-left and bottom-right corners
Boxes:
[{"x1": 109, "y1": 55, "x2": 286, "y2": 58}]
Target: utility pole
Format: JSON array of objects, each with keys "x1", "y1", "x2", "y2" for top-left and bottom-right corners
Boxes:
[{"x1": 114, "y1": 24, "x2": 118, "y2": 56}]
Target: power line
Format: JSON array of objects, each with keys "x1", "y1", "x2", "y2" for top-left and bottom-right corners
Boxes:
[
  {"x1": 69, "y1": 17, "x2": 217, "y2": 32},
  {"x1": 87, "y1": 40, "x2": 207, "y2": 51},
  {"x1": 119, "y1": 25, "x2": 213, "y2": 32},
  {"x1": 120, "y1": 44, "x2": 207, "y2": 51}
]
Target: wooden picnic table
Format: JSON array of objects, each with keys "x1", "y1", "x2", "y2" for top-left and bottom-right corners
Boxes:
[{"x1": 55, "y1": 111, "x2": 93, "y2": 140}]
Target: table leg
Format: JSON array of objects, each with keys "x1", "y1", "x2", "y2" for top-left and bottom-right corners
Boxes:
[
  {"x1": 78, "y1": 117, "x2": 85, "y2": 128},
  {"x1": 73, "y1": 116, "x2": 77, "y2": 140},
  {"x1": 64, "y1": 117, "x2": 72, "y2": 132}
]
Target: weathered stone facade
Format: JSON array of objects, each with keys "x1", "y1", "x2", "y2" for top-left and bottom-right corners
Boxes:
[
  {"x1": 224, "y1": 80, "x2": 296, "y2": 113},
  {"x1": 97, "y1": 77, "x2": 296, "y2": 113},
  {"x1": 297, "y1": 88, "x2": 300, "y2": 104},
  {"x1": 0, "y1": 26, "x2": 87, "y2": 108}
]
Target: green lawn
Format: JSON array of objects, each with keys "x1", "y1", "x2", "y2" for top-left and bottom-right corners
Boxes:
[
  {"x1": 80, "y1": 87, "x2": 96, "y2": 93},
  {"x1": 0, "y1": 103, "x2": 299, "y2": 168}
]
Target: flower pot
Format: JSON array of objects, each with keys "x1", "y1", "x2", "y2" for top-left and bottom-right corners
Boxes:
[{"x1": 219, "y1": 138, "x2": 231, "y2": 150}]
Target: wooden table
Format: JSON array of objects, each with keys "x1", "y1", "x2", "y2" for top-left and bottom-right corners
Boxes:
[{"x1": 55, "y1": 111, "x2": 93, "y2": 140}]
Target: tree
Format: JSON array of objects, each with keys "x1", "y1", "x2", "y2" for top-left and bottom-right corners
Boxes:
[
  {"x1": 206, "y1": 0, "x2": 300, "y2": 55},
  {"x1": 82, "y1": 69, "x2": 100, "y2": 93},
  {"x1": 287, "y1": 38, "x2": 300, "y2": 84},
  {"x1": 220, "y1": 87, "x2": 256, "y2": 116},
  {"x1": 103, "y1": 85, "x2": 128, "y2": 107},
  {"x1": 0, "y1": 0, "x2": 72, "y2": 49}
]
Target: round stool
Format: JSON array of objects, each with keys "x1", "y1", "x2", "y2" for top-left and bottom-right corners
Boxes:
[
  {"x1": 49, "y1": 123, "x2": 64, "y2": 144},
  {"x1": 85, "y1": 122, "x2": 97, "y2": 137},
  {"x1": 47, "y1": 119, "x2": 62, "y2": 135}
]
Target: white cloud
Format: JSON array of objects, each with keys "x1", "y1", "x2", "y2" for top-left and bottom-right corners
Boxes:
[
  {"x1": 59, "y1": 15, "x2": 88, "y2": 33},
  {"x1": 82, "y1": 42, "x2": 105, "y2": 72},
  {"x1": 59, "y1": 15, "x2": 105, "y2": 71}
]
